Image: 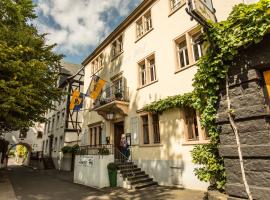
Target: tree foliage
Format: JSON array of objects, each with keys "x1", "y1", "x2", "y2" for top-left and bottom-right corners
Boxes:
[
  {"x1": 144, "y1": 0, "x2": 270, "y2": 190},
  {"x1": 0, "y1": 0, "x2": 63, "y2": 131}
]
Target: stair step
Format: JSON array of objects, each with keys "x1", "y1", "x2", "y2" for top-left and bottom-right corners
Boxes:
[
  {"x1": 115, "y1": 161, "x2": 134, "y2": 166},
  {"x1": 134, "y1": 181, "x2": 158, "y2": 190},
  {"x1": 130, "y1": 177, "x2": 153, "y2": 185},
  {"x1": 123, "y1": 170, "x2": 145, "y2": 178},
  {"x1": 127, "y1": 174, "x2": 149, "y2": 181},
  {"x1": 118, "y1": 164, "x2": 137, "y2": 170},
  {"x1": 120, "y1": 168, "x2": 141, "y2": 174}
]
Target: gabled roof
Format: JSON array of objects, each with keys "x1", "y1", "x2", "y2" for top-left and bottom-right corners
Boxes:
[{"x1": 60, "y1": 60, "x2": 81, "y2": 76}]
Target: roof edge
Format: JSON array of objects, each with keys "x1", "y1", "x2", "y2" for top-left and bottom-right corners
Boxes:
[{"x1": 81, "y1": 0, "x2": 156, "y2": 66}]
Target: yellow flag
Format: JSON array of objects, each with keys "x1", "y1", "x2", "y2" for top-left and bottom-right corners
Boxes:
[
  {"x1": 90, "y1": 78, "x2": 106, "y2": 100},
  {"x1": 70, "y1": 90, "x2": 81, "y2": 110}
]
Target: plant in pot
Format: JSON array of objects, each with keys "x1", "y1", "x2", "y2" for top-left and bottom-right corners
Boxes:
[
  {"x1": 107, "y1": 162, "x2": 118, "y2": 187},
  {"x1": 98, "y1": 147, "x2": 110, "y2": 155},
  {"x1": 114, "y1": 92, "x2": 122, "y2": 99}
]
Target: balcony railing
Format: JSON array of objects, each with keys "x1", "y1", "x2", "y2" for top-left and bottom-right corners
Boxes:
[{"x1": 94, "y1": 84, "x2": 129, "y2": 108}]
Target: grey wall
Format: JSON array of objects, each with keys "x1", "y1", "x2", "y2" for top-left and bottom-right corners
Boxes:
[{"x1": 217, "y1": 34, "x2": 270, "y2": 200}]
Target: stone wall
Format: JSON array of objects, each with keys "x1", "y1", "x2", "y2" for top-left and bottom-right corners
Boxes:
[{"x1": 217, "y1": 34, "x2": 270, "y2": 200}]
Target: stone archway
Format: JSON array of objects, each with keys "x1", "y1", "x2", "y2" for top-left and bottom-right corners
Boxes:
[{"x1": 7, "y1": 142, "x2": 32, "y2": 166}]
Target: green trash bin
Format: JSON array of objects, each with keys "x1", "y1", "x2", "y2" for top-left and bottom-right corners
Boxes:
[
  {"x1": 108, "y1": 169, "x2": 117, "y2": 187},
  {"x1": 107, "y1": 162, "x2": 118, "y2": 187}
]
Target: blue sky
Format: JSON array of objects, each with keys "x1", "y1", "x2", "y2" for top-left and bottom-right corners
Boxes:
[{"x1": 34, "y1": 0, "x2": 142, "y2": 64}]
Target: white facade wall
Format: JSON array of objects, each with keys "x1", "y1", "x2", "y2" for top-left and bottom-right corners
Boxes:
[{"x1": 81, "y1": 0, "x2": 242, "y2": 190}]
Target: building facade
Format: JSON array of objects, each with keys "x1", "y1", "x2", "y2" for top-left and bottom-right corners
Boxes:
[
  {"x1": 80, "y1": 0, "x2": 243, "y2": 190},
  {"x1": 42, "y1": 61, "x2": 83, "y2": 170}
]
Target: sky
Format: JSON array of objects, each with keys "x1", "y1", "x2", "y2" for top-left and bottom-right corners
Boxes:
[{"x1": 34, "y1": 0, "x2": 142, "y2": 64}]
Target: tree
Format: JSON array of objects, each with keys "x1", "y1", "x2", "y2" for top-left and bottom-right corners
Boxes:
[{"x1": 0, "y1": 0, "x2": 63, "y2": 132}]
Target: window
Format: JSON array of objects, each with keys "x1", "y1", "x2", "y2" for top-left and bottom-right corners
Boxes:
[
  {"x1": 138, "y1": 54, "x2": 157, "y2": 87},
  {"x1": 37, "y1": 131, "x2": 43, "y2": 139},
  {"x1": 152, "y1": 114, "x2": 160, "y2": 143},
  {"x1": 175, "y1": 28, "x2": 203, "y2": 71},
  {"x1": 136, "y1": 10, "x2": 153, "y2": 39},
  {"x1": 111, "y1": 35, "x2": 123, "y2": 58},
  {"x1": 89, "y1": 124, "x2": 103, "y2": 146},
  {"x1": 47, "y1": 119, "x2": 51, "y2": 133},
  {"x1": 177, "y1": 40, "x2": 189, "y2": 68},
  {"x1": 170, "y1": 0, "x2": 185, "y2": 11},
  {"x1": 139, "y1": 63, "x2": 147, "y2": 86},
  {"x1": 142, "y1": 115, "x2": 149, "y2": 144},
  {"x1": 113, "y1": 78, "x2": 123, "y2": 99},
  {"x1": 59, "y1": 136, "x2": 63, "y2": 150},
  {"x1": 191, "y1": 32, "x2": 203, "y2": 62},
  {"x1": 182, "y1": 108, "x2": 208, "y2": 143},
  {"x1": 61, "y1": 109, "x2": 65, "y2": 127},
  {"x1": 140, "y1": 113, "x2": 161, "y2": 145},
  {"x1": 149, "y1": 58, "x2": 156, "y2": 82},
  {"x1": 54, "y1": 137, "x2": 58, "y2": 151},
  {"x1": 52, "y1": 116, "x2": 55, "y2": 132},
  {"x1": 56, "y1": 112, "x2": 60, "y2": 129},
  {"x1": 91, "y1": 53, "x2": 104, "y2": 75}
]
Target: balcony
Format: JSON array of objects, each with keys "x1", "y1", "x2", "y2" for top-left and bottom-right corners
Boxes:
[{"x1": 93, "y1": 84, "x2": 129, "y2": 120}]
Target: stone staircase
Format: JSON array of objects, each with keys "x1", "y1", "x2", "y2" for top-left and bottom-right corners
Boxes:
[{"x1": 117, "y1": 161, "x2": 158, "y2": 190}]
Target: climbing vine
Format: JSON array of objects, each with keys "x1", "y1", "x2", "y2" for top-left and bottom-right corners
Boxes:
[{"x1": 144, "y1": 0, "x2": 270, "y2": 190}]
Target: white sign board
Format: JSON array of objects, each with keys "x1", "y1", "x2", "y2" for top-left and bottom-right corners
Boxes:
[
  {"x1": 191, "y1": 0, "x2": 216, "y2": 22},
  {"x1": 77, "y1": 155, "x2": 94, "y2": 167}
]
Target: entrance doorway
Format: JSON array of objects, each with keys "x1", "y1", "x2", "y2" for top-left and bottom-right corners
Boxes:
[{"x1": 114, "y1": 121, "x2": 124, "y2": 155}]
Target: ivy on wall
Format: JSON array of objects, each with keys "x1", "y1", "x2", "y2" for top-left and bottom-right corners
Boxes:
[{"x1": 144, "y1": 0, "x2": 270, "y2": 190}]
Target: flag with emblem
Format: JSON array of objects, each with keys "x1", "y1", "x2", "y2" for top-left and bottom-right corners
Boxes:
[
  {"x1": 69, "y1": 90, "x2": 84, "y2": 111},
  {"x1": 86, "y1": 75, "x2": 106, "y2": 100}
]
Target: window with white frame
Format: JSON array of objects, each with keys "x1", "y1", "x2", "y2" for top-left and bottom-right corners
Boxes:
[
  {"x1": 191, "y1": 32, "x2": 203, "y2": 62},
  {"x1": 170, "y1": 0, "x2": 185, "y2": 11},
  {"x1": 140, "y1": 113, "x2": 161, "y2": 145},
  {"x1": 136, "y1": 10, "x2": 153, "y2": 39},
  {"x1": 138, "y1": 54, "x2": 157, "y2": 87},
  {"x1": 111, "y1": 35, "x2": 123, "y2": 58},
  {"x1": 175, "y1": 27, "x2": 203, "y2": 70},
  {"x1": 177, "y1": 39, "x2": 189, "y2": 68},
  {"x1": 91, "y1": 53, "x2": 104, "y2": 75}
]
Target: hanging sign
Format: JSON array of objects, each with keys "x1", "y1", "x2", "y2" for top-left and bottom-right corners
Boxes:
[
  {"x1": 186, "y1": 0, "x2": 217, "y2": 27},
  {"x1": 192, "y1": 0, "x2": 216, "y2": 22}
]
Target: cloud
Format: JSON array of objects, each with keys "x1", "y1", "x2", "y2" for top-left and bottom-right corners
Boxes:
[{"x1": 34, "y1": 0, "x2": 142, "y2": 58}]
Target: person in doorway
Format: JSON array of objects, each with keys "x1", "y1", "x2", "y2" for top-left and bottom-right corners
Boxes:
[{"x1": 120, "y1": 134, "x2": 128, "y2": 160}]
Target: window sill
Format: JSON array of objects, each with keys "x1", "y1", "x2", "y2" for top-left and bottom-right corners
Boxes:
[
  {"x1": 139, "y1": 144, "x2": 163, "y2": 147},
  {"x1": 182, "y1": 140, "x2": 209, "y2": 146},
  {"x1": 135, "y1": 28, "x2": 154, "y2": 43},
  {"x1": 137, "y1": 79, "x2": 158, "y2": 90},
  {"x1": 168, "y1": 3, "x2": 186, "y2": 17},
  {"x1": 174, "y1": 62, "x2": 197, "y2": 74},
  {"x1": 111, "y1": 51, "x2": 123, "y2": 62}
]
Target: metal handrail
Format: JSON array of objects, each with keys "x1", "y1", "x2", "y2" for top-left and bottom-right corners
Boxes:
[{"x1": 115, "y1": 147, "x2": 137, "y2": 178}]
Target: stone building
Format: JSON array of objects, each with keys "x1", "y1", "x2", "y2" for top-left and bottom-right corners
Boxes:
[{"x1": 217, "y1": 34, "x2": 270, "y2": 200}]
